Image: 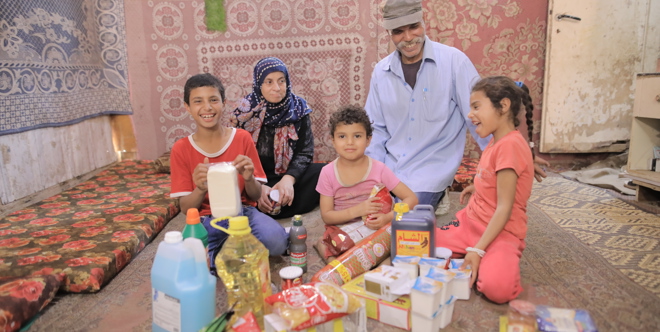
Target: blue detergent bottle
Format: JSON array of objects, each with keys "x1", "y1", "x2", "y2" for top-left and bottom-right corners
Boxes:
[{"x1": 151, "y1": 231, "x2": 216, "y2": 332}]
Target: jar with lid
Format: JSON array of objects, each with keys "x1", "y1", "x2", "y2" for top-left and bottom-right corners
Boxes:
[{"x1": 507, "y1": 299, "x2": 536, "y2": 332}]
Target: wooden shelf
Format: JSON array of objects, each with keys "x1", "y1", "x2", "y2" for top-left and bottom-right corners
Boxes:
[
  {"x1": 624, "y1": 170, "x2": 660, "y2": 187},
  {"x1": 626, "y1": 74, "x2": 660, "y2": 201}
]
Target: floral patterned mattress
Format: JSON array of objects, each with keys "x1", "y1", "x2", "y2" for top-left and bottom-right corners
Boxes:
[
  {"x1": 451, "y1": 157, "x2": 479, "y2": 192},
  {"x1": 0, "y1": 160, "x2": 179, "y2": 293}
]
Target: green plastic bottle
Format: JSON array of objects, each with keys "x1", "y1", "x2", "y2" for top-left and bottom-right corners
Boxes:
[
  {"x1": 182, "y1": 208, "x2": 208, "y2": 247},
  {"x1": 212, "y1": 216, "x2": 272, "y2": 330}
]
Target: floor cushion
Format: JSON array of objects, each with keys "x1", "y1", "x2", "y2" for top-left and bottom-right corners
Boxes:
[
  {"x1": 0, "y1": 273, "x2": 63, "y2": 332},
  {"x1": 0, "y1": 160, "x2": 179, "y2": 293}
]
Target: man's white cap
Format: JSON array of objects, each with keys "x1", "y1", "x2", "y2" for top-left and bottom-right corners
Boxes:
[{"x1": 382, "y1": 0, "x2": 423, "y2": 30}]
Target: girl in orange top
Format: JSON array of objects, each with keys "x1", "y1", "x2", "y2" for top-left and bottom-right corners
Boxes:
[{"x1": 435, "y1": 76, "x2": 536, "y2": 304}]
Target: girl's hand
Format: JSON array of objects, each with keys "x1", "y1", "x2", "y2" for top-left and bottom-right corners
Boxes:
[
  {"x1": 232, "y1": 155, "x2": 255, "y2": 181},
  {"x1": 459, "y1": 185, "x2": 475, "y2": 205},
  {"x1": 356, "y1": 196, "x2": 382, "y2": 218},
  {"x1": 533, "y1": 156, "x2": 550, "y2": 182},
  {"x1": 461, "y1": 251, "x2": 481, "y2": 287},
  {"x1": 257, "y1": 184, "x2": 273, "y2": 214},
  {"x1": 272, "y1": 175, "x2": 295, "y2": 206},
  {"x1": 193, "y1": 157, "x2": 210, "y2": 191},
  {"x1": 364, "y1": 213, "x2": 390, "y2": 230}
]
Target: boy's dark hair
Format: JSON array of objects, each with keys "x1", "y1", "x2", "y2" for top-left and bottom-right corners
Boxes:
[
  {"x1": 328, "y1": 105, "x2": 373, "y2": 137},
  {"x1": 183, "y1": 73, "x2": 226, "y2": 105},
  {"x1": 472, "y1": 76, "x2": 535, "y2": 159}
]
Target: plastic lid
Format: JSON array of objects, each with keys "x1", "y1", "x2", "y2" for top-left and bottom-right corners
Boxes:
[
  {"x1": 164, "y1": 231, "x2": 183, "y2": 243},
  {"x1": 292, "y1": 215, "x2": 302, "y2": 226},
  {"x1": 394, "y1": 202, "x2": 409, "y2": 214},
  {"x1": 186, "y1": 208, "x2": 201, "y2": 225},
  {"x1": 435, "y1": 247, "x2": 452, "y2": 259},
  {"x1": 269, "y1": 189, "x2": 280, "y2": 202},
  {"x1": 279, "y1": 266, "x2": 303, "y2": 279},
  {"x1": 226, "y1": 216, "x2": 251, "y2": 235}
]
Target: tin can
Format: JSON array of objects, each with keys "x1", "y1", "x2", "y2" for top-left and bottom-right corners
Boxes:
[
  {"x1": 269, "y1": 189, "x2": 281, "y2": 215},
  {"x1": 279, "y1": 266, "x2": 303, "y2": 291}
]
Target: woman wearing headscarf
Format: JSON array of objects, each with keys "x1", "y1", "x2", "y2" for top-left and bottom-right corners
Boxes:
[{"x1": 231, "y1": 57, "x2": 324, "y2": 219}]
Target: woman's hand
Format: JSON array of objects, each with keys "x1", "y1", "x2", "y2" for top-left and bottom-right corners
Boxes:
[
  {"x1": 257, "y1": 184, "x2": 274, "y2": 214},
  {"x1": 272, "y1": 175, "x2": 296, "y2": 206},
  {"x1": 459, "y1": 185, "x2": 475, "y2": 205},
  {"x1": 193, "y1": 157, "x2": 210, "y2": 191},
  {"x1": 461, "y1": 251, "x2": 481, "y2": 287}
]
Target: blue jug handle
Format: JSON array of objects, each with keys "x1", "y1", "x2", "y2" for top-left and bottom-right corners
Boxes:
[{"x1": 414, "y1": 204, "x2": 435, "y2": 213}]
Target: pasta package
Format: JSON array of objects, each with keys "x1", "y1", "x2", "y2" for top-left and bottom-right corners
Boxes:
[
  {"x1": 312, "y1": 225, "x2": 391, "y2": 286},
  {"x1": 265, "y1": 282, "x2": 362, "y2": 330},
  {"x1": 363, "y1": 184, "x2": 393, "y2": 222}
]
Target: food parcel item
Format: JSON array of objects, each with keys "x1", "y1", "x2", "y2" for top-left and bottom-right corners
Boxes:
[
  {"x1": 341, "y1": 274, "x2": 412, "y2": 330},
  {"x1": 312, "y1": 225, "x2": 391, "y2": 286},
  {"x1": 535, "y1": 305, "x2": 598, "y2": 332},
  {"x1": 213, "y1": 216, "x2": 272, "y2": 330},
  {"x1": 207, "y1": 162, "x2": 241, "y2": 218},
  {"x1": 279, "y1": 266, "x2": 303, "y2": 291},
  {"x1": 265, "y1": 282, "x2": 362, "y2": 330},
  {"x1": 363, "y1": 184, "x2": 393, "y2": 221},
  {"x1": 391, "y1": 204, "x2": 436, "y2": 258},
  {"x1": 363, "y1": 265, "x2": 411, "y2": 302}
]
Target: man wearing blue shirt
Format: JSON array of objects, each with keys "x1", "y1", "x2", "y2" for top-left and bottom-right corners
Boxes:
[{"x1": 365, "y1": 0, "x2": 547, "y2": 208}]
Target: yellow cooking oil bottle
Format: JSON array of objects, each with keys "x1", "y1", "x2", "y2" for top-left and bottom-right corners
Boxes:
[
  {"x1": 211, "y1": 216, "x2": 271, "y2": 330},
  {"x1": 391, "y1": 203, "x2": 436, "y2": 258}
]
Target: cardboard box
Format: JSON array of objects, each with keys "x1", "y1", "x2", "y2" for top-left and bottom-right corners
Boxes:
[
  {"x1": 363, "y1": 265, "x2": 410, "y2": 302},
  {"x1": 342, "y1": 274, "x2": 412, "y2": 330},
  {"x1": 264, "y1": 305, "x2": 367, "y2": 332}
]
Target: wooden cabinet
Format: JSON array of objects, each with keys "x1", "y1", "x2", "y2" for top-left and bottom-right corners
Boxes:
[{"x1": 624, "y1": 73, "x2": 660, "y2": 200}]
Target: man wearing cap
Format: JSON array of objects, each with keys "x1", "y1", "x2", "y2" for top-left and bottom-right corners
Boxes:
[{"x1": 365, "y1": 0, "x2": 546, "y2": 209}]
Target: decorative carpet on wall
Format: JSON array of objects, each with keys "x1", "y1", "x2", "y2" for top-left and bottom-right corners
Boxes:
[
  {"x1": 29, "y1": 177, "x2": 660, "y2": 331},
  {"x1": 0, "y1": 0, "x2": 132, "y2": 135}
]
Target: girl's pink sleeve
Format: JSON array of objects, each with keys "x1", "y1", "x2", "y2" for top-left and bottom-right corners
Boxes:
[
  {"x1": 315, "y1": 164, "x2": 335, "y2": 197},
  {"x1": 378, "y1": 162, "x2": 401, "y2": 191}
]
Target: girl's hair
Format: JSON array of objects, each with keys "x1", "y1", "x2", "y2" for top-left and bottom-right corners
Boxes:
[
  {"x1": 328, "y1": 105, "x2": 373, "y2": 137},
  {"x1": 472, "y1": 76, "x2": 535, "y2": 159}
]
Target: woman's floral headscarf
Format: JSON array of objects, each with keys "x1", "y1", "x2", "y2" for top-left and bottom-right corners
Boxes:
[{"x1": 231, "y1": 57, "x2": 312, "y2": 175}]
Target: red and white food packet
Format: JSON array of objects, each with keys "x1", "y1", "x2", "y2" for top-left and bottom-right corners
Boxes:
[
  {"x1": 231, "y1": 311, "x2": 260, "y2": 332},
  {"x1": 264, "y1": 282, "x2": 362, "y2": 330},
  {"x1": 363, "y1": 184, "x2": 393, "y2": 222}
]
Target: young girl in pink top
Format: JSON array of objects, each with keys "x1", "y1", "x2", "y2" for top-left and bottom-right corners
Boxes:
[
  {"x1": 316, "y1": 105, "x2": 418, "y2": 259},
  {"x1": 435, "y1": 76, "x2": 536, "y2": 304}
]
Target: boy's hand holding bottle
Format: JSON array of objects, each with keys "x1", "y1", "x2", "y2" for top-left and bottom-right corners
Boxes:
[
  {"x1": 193, "y1": 157, "x2": 211, "y2": 191},
  {"x1": 232, "y1": 155, "x2": 255, "y2": 181}
]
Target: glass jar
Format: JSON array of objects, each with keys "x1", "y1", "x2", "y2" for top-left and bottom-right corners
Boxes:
[{"x1": 507, "y1": 299, "x2": 536, "y2": 332}]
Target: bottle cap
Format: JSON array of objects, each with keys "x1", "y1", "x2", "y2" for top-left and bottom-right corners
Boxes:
[
  {"x1": 222, "y1": 216, "x2": 251, "y2": 235},
  {"x1": 279, "y1": 266, "x2": 303, "y2": 279},
  {"x1": 394, "y1": 202, "x2": 409, "y2": 214},
  {"x1": 164, "y1": 231, "x2": 183, "y2": 243},
  {"x1": 292, "y1": 215, "x2": 302, "y2": 227},
  {"x1": 186, "y1": 208, "x2": 201, "y2": 225},
  {"x1": 269, "y1": 189, "x2": 280, "y2": 202}
]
